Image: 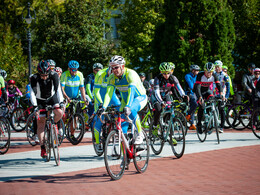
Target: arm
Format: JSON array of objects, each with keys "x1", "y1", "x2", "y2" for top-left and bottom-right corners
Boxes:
[
  {"x1": 154, "y1": 77, "x2": 163, "y2": 103},
  {"x1": 185, "y1": 74, "x2": 195, "y2": 91},
  {"x1": 30, "y1": 76, "x2": 38, "y2": 107},
  {"x1": 85, "y1": 75, "x2": 93, "y2": 100},
  {"x1": 224, "y1": 75, "x2": 230, "y2": 99},
  {"x1": 242, "y1": 74, "x2": 252, "y2": 92}
]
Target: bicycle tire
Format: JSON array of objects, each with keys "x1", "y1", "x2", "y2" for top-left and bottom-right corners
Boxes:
[
  {"x1": 0, "y1": 117, "x2": 11, "y2": 155},
  {"x1": 174, "y1": 110, "x2": 188, "y2": 136},
  {"x1": 196, "y1": 114, "x2": 207, "y2": 142},
  {"x1": 44, "y1": 126, "x2": 51, "y2": 162},
  {"x1": 213, "y1": 110, "x2": 220, "y2": 144},
  {"x1": 225, "y1": 106, "x2": 238, "y2": 129},
  {"x1": 57, "y1": 119, "x2": 65, "y2": 146},
  {"x1": 251, "y1": 108, "x2": 260, "y2": 139},
  {"x1": 104, "y1": 130, "x2": 126, "y2": 180},
  {"x1": 66, "y1": 113, "x2": 85, "y2": 145},
  {"x1": 10, "y1": 107, "x2": 27, "y2": 132},
  {"x1": 25, "y1": 113, "x2": 37, "y2": 146},
  {"x1": 51, "y1": 124, "x2": 60, "y2": 166},
  {"x1": 223, "y1": 103, "x2": 232, "y2": 129},
  {"x1": 133, "y1": 130, "x2": 149, "y2": 173},
  {"x1": 149, "y1": 121, "x2": 164, "y2": 155},
  {"x1": 232, "y1": 105, "x2": 248, "y2": 130},
  {"x1": 169, "y1": 117, "x2": 185, "y2": 158},
  {"x1": 91, "y1": 120, "x2": 104, "y2": 156}
]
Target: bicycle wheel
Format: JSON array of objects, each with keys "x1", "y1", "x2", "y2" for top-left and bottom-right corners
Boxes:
[
  {"x1": 223, "y1": 103, "x2": 232, "y2": 129},
  {"x1": 149, "y1": 122, "x2": 164, "y2": 155},
  {"x1": 225, "y1": 106, "x2": 238, "y2": 129},
  {"x1": 51, "y1": 124, "x2": 60, "y2": 166},
  {"x1": 233, "y1": 105, "x2": 248, "y2": 130},
  {"x1": 196, "y1": 114, "x2": 207, "y2": 142},
  {"x1": 0, "y1": 117, "x2": 11, "y2": 155},
  {"x1": 10, "y1": 107, "x2": 27, "y2": 132},
  {"x1": 174, "y1": 110, "x2": 188, "y2": 136},
  {"x1": 213, "y1": 110, "x2": 220, "y2": 144},
  {"x1": 57, "y1": 119, "x2": 65, "y2": 146},
  {"x1": 169, "y1": 118, "x2": 185, "y2": 158},
  {"x1": 25, "y1": 113, "x2": 37, "y2": 146},
  {"x1": 133, "y1": 130, "x2": 149, "y2": 173},
  {"x1": 239, "y1": 105, "x2": 252, "y2": 129},
  {"x1": 91, "y1": 120, "x2": 104, "y2": 156},
  {"x1": 43, "y1": 127, "x2": 51, "y2": 162},
  {"x1": 251, "y1": 108, "x2": 260, "y2": 139},
  {"x1": 104, "y1": 130, "x2": 126, "y2": 180},
  {"x1": 67, "y1": 113, "x2": 85, "y2": 145}
]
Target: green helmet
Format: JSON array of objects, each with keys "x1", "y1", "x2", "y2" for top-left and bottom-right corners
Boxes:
[
  {"x1": 222, "y1": 65, "x2": 228, "y2": 70},
  {"x1": 159, "y1": 62, "x2": 174, "y2": 72},
  {"x1": 204, "y1": 62, "x2": 215, "y2": 72}
]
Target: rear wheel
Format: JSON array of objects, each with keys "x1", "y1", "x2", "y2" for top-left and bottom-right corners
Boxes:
[
  {"x1": 133, "y1": 130, "x2": 149, "y2": 173},
  {"x1": 51, "y1": 124, "x2": 60, "y2": 166},
  {"x1": 174, "y1": 110, "x2": 188, "y2": 136},
  {"x1": 251, "y1": 108, "x2": 260, "y2": 139},
  {"x1": 233, "y1": 105, "x2": 248, "y2": 130},
  {"x1": 0, "y1": 117, "x2": 10, "y2": 155},
  {"x1": 169, "y1": 117, "x2": 185, "y2": 158},
  {"x1": 104, "y1": 130, "x2": 126, "y2": 180},
  {"x1": 213, "y1": 110, "x2": 220, "y2": 144},
  {"x1": 149, "y1": 122, "x2": 164, "y2": 155},
  {"x1": 11, "y1": 107, "x2": 27, "y2": 132}
]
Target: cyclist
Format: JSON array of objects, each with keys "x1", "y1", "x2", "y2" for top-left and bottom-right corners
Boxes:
[
  {"x1": 222, "y1": 66, "x2": 234, "y2": 96},
  {"x1": 30, "y1": 60, "x2": 64, "y2": 158},
  {"x1": 148, "y1": 79, "x2": 154, "y2": 97},
  {"x1": 0, "y1": 69, "x2": 8, "y2": 100},
  {"x1": 0, "y1": 70, "x2": 7, "y2": 104},
  {"x1": 252, "y1": 68, "x2": 260, "y2": 130},
  {"x1": 193, "y1": 62, "x2": 224, "y2": 134},
  {"x1": 184, "y1": 64, "x2": 200, "y2": 130},
  {"x1": 139, "y1": 72, "x2": 151, "y2": 93},
  {"x1": 97, "y1": 55, "x2": 147, "y2": 144},
  {"x1": 242, "y1": 63, "x2": 255, "y2": 105},
  {"x1": 85, "y1": 63, "x2": 103, "y2": 117},
  {"x1": 151, "y1": 62, "x2": 189, "y2": 135},
  {"x1": 214, "y1": 60, "x2": 230, "y2": 133},
  {"x1": 7, "y1": 80, "x2": 23, "y2": 104},
  {"x1": 54, "y1": 67, "x2": 63, "y2": 78},
  {"x1": 60, "y1": 60, "x2": 88, "y2": 141},
  {"x1": 93, "y1": 67, "x2": 121, "y2": 150},
  {"x1": 46, "y1": 59, "x2": 56, "y2": 71}
]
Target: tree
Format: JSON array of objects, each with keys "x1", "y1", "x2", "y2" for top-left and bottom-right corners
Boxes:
[{"x1": 153, "y1": 0, "x2": 236, "y2": 81}]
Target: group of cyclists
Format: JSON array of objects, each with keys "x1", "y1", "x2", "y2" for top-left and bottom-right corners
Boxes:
[{"x1": 0, "y1": 55, "x2": 259, "y2": 159}]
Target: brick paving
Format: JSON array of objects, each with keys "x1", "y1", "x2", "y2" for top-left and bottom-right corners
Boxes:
[{"x1": 1, "y1": 145, "x2": 260, "y2": 195}]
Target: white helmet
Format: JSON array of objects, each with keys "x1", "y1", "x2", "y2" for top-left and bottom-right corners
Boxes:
[
  {"x1": 149, "y1": 79, "x2": 154, "y2": 86},
  {"x1": 214, "y1": 60, "x2": 223, "y2": 67},
  {"x1": 109, "y1": 55, "x2": 125, "y2": 66}
]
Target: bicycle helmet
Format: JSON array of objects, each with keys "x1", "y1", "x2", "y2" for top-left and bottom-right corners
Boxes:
[
  {"x1": 254, "y1": 68, "x2": 260, "y2": 73},
  {"x1": 214, "y1": 60, "x2": 223, "y2": 67},
  {"x1": 189, "y1": 64, "x2": 200, "y2": 71},
  {"x1": 93, "y1": 63, "x2": 103, "y2": 70},
  {"x1": 159, "y1": 62, "x2": 174, "y2": 72},
  {"x1": 149, "y1": 79, "x2": 154, "y2": 86},
  {"x1": 222, "y1": 66, "x2": 228, "y2": 70},
  {"x1": 109, "y1": 55, "x2": 125, "y2": 66},
  {"x1": 8, "y1": 79, "x2": 15, "y2": 85},
  {"x1": 68, "y1": 60, "x2": 79, "y2": 69},
  {"x1": 46, "y1": 59, "x2": 56, "y2": 67},
  {"x1": 54, "y1": 67, "x2": 63, "y2": 74},
  {"x1": 37, "y1": 60, "x2": 50, "y2": 74},
  {"x1": 0, "y1": 69, "x2": 7, "y2": 79},
  {"x1": 248, "y1": 63, "x2": 256, "y2": 69},
  {"x1": 204, "y1": 62, "x2": 215, "y2": 72},
  {"x1": 168, "y1": 62, "x2": 175, "y2": 70},
  {"x1": 139, "y1": 72, "x2": 146, "y2": 77}
]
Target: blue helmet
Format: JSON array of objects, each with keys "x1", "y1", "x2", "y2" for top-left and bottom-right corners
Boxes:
[{"x1": 68, "y1": 60, "x2": 79, "y2": 69}]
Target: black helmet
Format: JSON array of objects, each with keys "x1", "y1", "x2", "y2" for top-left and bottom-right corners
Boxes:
[
  {"x1": 139, "y1": 72, "x2": 146, "y2": 77},
  {"x1": 37, "y1": 60, "x2": 50, "y2": 74},
  {"x1": 248, "y1": 63, "x2": 256, "y2": 69}
]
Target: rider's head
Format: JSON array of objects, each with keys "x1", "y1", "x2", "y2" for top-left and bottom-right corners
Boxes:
[
  {"x1": 214, "y1": 60, "x2": 223, "y2": 73},
  {"x1": 38, "y1": 60, "x2": 51, "y2": 80},
  {"x1": 68, "y1": 60, "x2": 79, "y2": 76},
  {"x1": 7, "y1": 79, "x2": 15, "y2": 88},
  {"x1": 254, "y1": 68, "x2": 260, "y2": 79},
  {"x1": 248, "y1": 63, "x2": 256, "y2": 75},
  {"x1": 159, "y1": 62, "x2": 173, "y2": 79},
  {"x1": 54, "y1": 67, "x2": 63, "y2": 78},
  {"x1": 93, "y1": 63, "x2": 103, "y2": 74},
  {"x1": 204, "y1": 62, "x2": 215, "y2": 78},
  {"x1": 109, "y1": 55, "x2": 125, "y2": 77},
  {"x1": 46, "y1": 59, "x2": 56, "y2": 71},
  {"x1": 139, "y1": 72, "x2": 146, "y2": 82},
  {"x1": 222, "y1": 66, "x2": 228, "y2": 74},
  {"x1": 189, "y1": 64, "x2": 200, "y2": 75}
]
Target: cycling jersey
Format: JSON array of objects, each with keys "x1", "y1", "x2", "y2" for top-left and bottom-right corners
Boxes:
[
  {"x1": 85, "y1": 73, "x2": 95, "y2": 100},
  {"x1": 153, "y1": 73, "x2": 185, "y2": 103},
  {"x1": 184, "y1": 72, "x2": 197, "y2": 95},
  {"x1": 0, "y1": 76, "x2": 7, "y2": 101},
  {"x1": 60, "y1": 70, "x2": 84, "y2": 99},
  {"x1": 214, "y1": 71, "x2": 230, "y2": 99},
  {"x1": 194, "y1": 71, "x2": 222, "y2": 98},
  {"x1": 30, "y1": 71, "x2": 63, "y2": 106},
  {"x1": 8, "y1": 87, "x2": 22, "y2": 97}
]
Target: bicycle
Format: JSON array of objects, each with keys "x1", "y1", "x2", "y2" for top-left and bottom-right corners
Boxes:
[
  {"x1": 11, "y1": 105, "x2": 33, "y2": 132},
  {"x1": 251, "y1": 107, "x2": 260, "y2": 139},
  {"x1": 102, "y1": 108, "x2": 149, "y2": 180},
  {"x1": 196, "y1": 98, "x2": 221, "y2": 144},
  {"x1": 0, "y1": 116, "x2": 11, "y2": 154},
  {"x1": 64, "y1": 99, "x2": 86, "y2": 145},
  {"x1": 149, "y1": 101, "x2": 185, "y2": 158}
]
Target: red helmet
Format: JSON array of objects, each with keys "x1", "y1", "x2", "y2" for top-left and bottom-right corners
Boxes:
[{"x1": 8, "y1": 80, "x2": 15, "y2": 85}]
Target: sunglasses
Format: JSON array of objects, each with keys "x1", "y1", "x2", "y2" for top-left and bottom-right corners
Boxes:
[
  {"x1": 70, "y1": 68, "x2": 78, "y2": 72},
  {"x1": 162, "y1": 72, "x2": 171, "y2": 75},
  {"x1": 50, "y1": 66, "x2": 55, "y2": 70},
  {"x1": 254, "y1": 72, "x2": 260, "y2": 75},
  {"x1": 111, "y1": 66, "x2": 120, "y2": 70}
]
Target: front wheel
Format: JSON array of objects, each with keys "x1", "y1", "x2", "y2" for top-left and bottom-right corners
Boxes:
[
  {"x1": 104, "y1": 130, "x2": 126, "y2": 180},
  {"x1": 149, "y1": 123, "x2": 164, "y2": 155},
  {"x1": 10, "y1": 107, "x2": 27, "y2": 132},
  {"x1": 66, "y1": 113, "x2": 85, "y2": 145},
  {"x1": 169, "y1": 118, "x2": 185, "y2": 158},
  {"x1": 133, "y1": 130, "x2": 149, "y2": 173},
  {"x1": 25, "y1": 113, "x2": 37, "y2": 146},
  {"x1": 213, "y1": 110, "x2": 220, "y2": 144},
  {"x1": 0, "y1": 117, "x2": 11, "y2": 155},
  {"x1": 251, "y1": 108, "x2": 260, "y2": 139}
]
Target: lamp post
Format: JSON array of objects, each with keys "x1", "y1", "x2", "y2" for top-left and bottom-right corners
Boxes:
[{"x1": 23, "y1": 2, "x2": 36, "y2": 77}]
